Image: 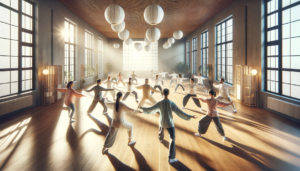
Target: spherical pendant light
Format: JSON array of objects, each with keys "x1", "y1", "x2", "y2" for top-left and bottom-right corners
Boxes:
[
  {"x1": 145, "y1": 37, "x2": 152, "y2": 45},
  {"x1": 168, "y1": 37, "x2": 175, "y2": 44},
  {"x1": 113, "y1": 43, "x2": 120, "y2": 48},
  {"x1": 144, "y1": 45, "x2": 151, "y2": 52},
  {"x1": 118, "y1": 29, "x2": 129, "y2": 40},
  {"x1": 173, "y1": 30, "x2": 183, "y2": 39},
  {"x1": 163, "y1": 44, "x2": 168, "y2": 49},
  {"x1": 164, "y1": 42, "x2": 171, "y2": 48},
  {"x1": 134, "y1": 43, "x2": 142, "y2": 51},
  {"x1": 124, "y1": 38, "x2": 132, "y2": 45},
  {"x1": 146, "y1": 27, "x2": 161, "y2": 42},
  {"x1": 111, "y1": 21, "x2": 125, "y2": 33},
  {"x1": 104, "y1": 5, "x2": 125, "y2": 25},
  {"x1": 144, "y1": 4, "x2": 164, "y2": 25}
]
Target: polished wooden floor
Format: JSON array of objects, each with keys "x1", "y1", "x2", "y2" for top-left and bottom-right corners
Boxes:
[{"x1": 1, "y1": 78, "x2": 300, "y2": 171}]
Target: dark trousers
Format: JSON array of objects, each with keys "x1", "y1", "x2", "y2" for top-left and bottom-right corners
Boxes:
[
  {"x1": 152, "y1": 85, "x2": 163, "y2": 95},
  {"x1": 123, "y1": 91, "x2": 138, "y2": 100},
  {"x1": 183, "y1": 94, "x2": 201, "y2": 108},
  {"x1": 175, "y1": 84, "x2": 185, "y2": 91},
  {"x1": 68, "y1": 103, "x2": 75, "y2": 120},
  {"x1": 198, "y1": 115, "x2": 225, "y2": 136},
  {"x1": 159, "y1": 127, "x2": 176, "y2": 159}
]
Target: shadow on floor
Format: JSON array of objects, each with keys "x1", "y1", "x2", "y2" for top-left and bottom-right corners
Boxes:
[
  {"x1": 130, "y1": 146, "x2": 152, "y2": 171},
  {"x1": 106, "y1": 152, "x2": 135, "y2": 171}
]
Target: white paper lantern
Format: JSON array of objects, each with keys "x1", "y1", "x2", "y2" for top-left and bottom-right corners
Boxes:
[
  {"x1": 144, "y1": 37, "x2": 152, "y2": 45},
  {"x1": 124, "y1": 38, "x2": 132, "y2": 45},
  {"x1": 144, "y1": 45, "x2": 151, "y2": 52},
  {"x1": 173, "y1": 30, "x2": 183, "y2": 39},
  {"x1": 164, "y1": 42, "x2": 171, "y2": 48},
  {"x1": 134, "y1": 43, "x2": 142, "y2": 51},
  {"x1": 118, "y1": 29, "x2": 129, "y2": 40},
  {"x1": 104, "y1": 5, "x2": 125, "y2": 25},
  {"x1": 146, "y1": 27, "x2": 161, "y2": 42},
  {"x1": 163, "y1": 44, "x2": 168, "y2": 49},
  {"x1": 113, "y1": 43, "x2": 120, "y2": 48},
  {"x1": 168, "y1": 37, "x2": 175, "y2": 44},
  {"x1": 111, "y1": 21, "x2": 125, "y2": 33},
  {"x1": 144, "y1": 4, "x2": 164, "y2": 25}
]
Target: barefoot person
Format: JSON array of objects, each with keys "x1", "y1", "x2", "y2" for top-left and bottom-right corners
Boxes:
[
  {"x1": 85, "y1": 79, "x2": 115, "y2": 115},
  {"x1": 213, "y1": 78, "x2": 237, "y2": 113},
  {"x1": 151, "y1": 75, "x2": 163, "y2": 98},
  {"x1": 102, "y1": 92, "x2": 142, "y2": 154},
  {"x1": 182, "y1": 78, "x2": 202, "y2": 111},
  {"x1": 193, "y1": 89, "x2": 233, "y2": 141},
  {"x1": 140, "y1": 88, "x2": 197, "y2": 163},
  {"x1": 102, "y1": 76, "x2": 116, "y2": 100},
  {"x1": 123, "y1": 77, "x2": 139, "y2": 103},
  {"x1": 136, "y1": 78, "x2": 161, "y2": 107},
  {"x1": 57, "y1": 81, "x2": 85, "y2": 123}
]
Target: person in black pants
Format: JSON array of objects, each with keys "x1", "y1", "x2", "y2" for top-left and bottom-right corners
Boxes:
[
  {"x1": 151, "y1": 75, "x2": 163, "y2": 98},
  {"x1": 182, "y1": 78, "x2": 202, "y2": 112}
]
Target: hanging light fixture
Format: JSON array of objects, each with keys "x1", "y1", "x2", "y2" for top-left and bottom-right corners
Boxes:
[
  {"x1": 134, "y1": 43, "x2": 142, "y2": 51},
  {"x1": 104, "y1": 5, "x2": 125, "y2": 25},
  {"x1": 146, "y1": 27, "x2": 161, "y2": 42},
  {"x1": 144, "y1": 4, "x2": 164, "y2": 25},
  {"x1": 113, "y1": 43, "x2": 120, "y2": 48},
  {"x1": 163, "y1": 44, "x2": 168, "y2": 49},
  {"x1": 124, "y1": 38, "x2": 132, "y2": 45},
  {"x1": 145, "y1": 37, "x2": 152, "y2": 45},
  {"x1": 144, "y1": 45, "x2": 151, "y2": 52},
  {"x1": 43, "y1": 69, "x2": 49, "y2": 75},
  {"x1": 111, "y1": 21, "x2": 125, "y2": 33},
  {"x1": 168, "y1": 37, "x2": 175, "y2": 44},
  {"x1": 164, "y1": 42, "x2": 171, "y2": 48},
  {"x1": 173, "y1": 30, "x2": 183, "y2": 39},
  {"x1": 118, "y1": 29, "x2": 129, "y2": 40},
  {"x1": 251, "y1": 69, "x2": 258, "y2": 75}
]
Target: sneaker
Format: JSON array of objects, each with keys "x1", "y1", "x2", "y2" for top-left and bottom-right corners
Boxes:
[
  {"x1": 199, "y1": 108, "x2": 203, "y2": 112},
  {"x1": 222, "y1": 136, "x2": 226, "y2": 142},
  {"x1": 69, "y1": 120, "x2": 75, "y2": 123},
  {"x1": 182, "y1": 107, "x2": 185, "y2": 109},
  {"x1": 194, "y1": 133, "x2": 203, "y2": 137},
  {"x1": 233, "y1": 109, "x2": 237, "y2": 113},
  {"x1": 128, "y1": 141, "x2": 136, "y2": 146},
  {"x1": 168, "y1": 159, "x2": 178, "y2": 163},
  {"x1": 102, "y1": 147, "x2": 109, "y2": 154}
]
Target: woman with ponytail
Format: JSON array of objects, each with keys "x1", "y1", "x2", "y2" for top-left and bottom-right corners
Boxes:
[
  {"x1": 102, "y1": 92, "x2": 142, "y2": 154},
  {"x1": 192, "y1": 89, "x2": 233, "y2": 141},
  {"x1": 123, "y1": 77, "x2": 139, "y2": 103},
  {"x1": 57, "y1": 81, "x2": 85, "y2": 123}
]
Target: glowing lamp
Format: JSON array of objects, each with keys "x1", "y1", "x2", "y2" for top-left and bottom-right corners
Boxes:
[{"x1": 251, "y1": 69, "x2": 257, "y2": 75}]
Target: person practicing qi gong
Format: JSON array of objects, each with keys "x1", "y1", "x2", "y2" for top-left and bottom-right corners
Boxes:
[
  {"x1": 140, "y1": 88, "x2": 197, "y2": 163},
  {"x1": 151, "y1": 75, "x2": 164, "y2": 98},
  {"x1": 57, "y1": 81, "x2": 85, "y2": 123},
  {"x1": 174, "y1": 74, "x2": 188, "y2": 93},
  {"x1": 136, "y1": 78, "x2": 161, "y2": 107},
  {"x1": 168, "y1": 71, "x2": 178, "y2": 86},
  {"x1": 85, "y1": 79, "x2": 115, "y2": 115},
  {"x1": 123, "y1": 77, "x2": 139, "y2": 103},
  {"x1": 102, "y1": 76, "x2": 116, "y2": 100},
  {"x1": 193, "y1": 89, "x2": 233, "y2": 141},
  {"x1": 194, "y1": 73, "x2": 207, "y2": 92},
  {"x1": 117, "y1": 72, "x2": 126, "y2": 87},
  {"x1": 213, "y1": 78, "x2": 237, "y2": 113},
  {"x1": 102, "y1": 92, "x2": 142, "y2": 154},
  {"x1": 109, "y1": 70, "x2": 118, "y2": 83},
  {"x1": 158, "y1": 70, "x2": 168, "y2": 85},
  {"x1": 182, "y1": 78, "x2": 203, "y2": 111}
]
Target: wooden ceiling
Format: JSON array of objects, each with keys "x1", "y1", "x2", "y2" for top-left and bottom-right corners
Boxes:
[{"x1": 58, "y1": 0, "x2": 236, "y2": 38}]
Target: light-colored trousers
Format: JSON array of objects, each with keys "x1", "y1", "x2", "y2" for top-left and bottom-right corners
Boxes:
[
  {"x1": 216, "y1": 96, "x2": 236, "y2": 110},
  {"x1": 87, "y1": 99, "x2": 107, "y2": 114},
  {"x1": 103, "y1": 91, "x2": 116, "y2": 99},
  {"x1": 139, "y1": 96, "x2": 157, "y2": 107},
  {"x1": 197, "y1": 83, "x2": 207, "y2": 91},
  {"x1": 117, "y1": 80, "x2": 125, "y2": 86},
  {"x1": 104, "y1": 121, "x2": 133, "y2": 148},
  {"x1": 132, "y1": 78, "x2": 138, "y2": 83}
]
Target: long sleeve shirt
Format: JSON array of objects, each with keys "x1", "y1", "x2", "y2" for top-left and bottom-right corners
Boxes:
[
  {"x1": 214, "y1": 83, "x2": 233, "y2": 98},
  {"x1": 131, "y1": 73, "x2": 137, "y2": 78},
  {"x1": 105, "y1": 101, "x2": 139, "y2": 128},
  {"x1": 184, "y1": 83, "x2": 197, "y2": 94},
  {"x1": 176, "y1": 77, "x2": 188, "y2": 85},
  {"x1": 102, "y1": 80, "x2": 116, "y2": 89},
  {"x1": 118, "y1": 74, "x2": 125, "y2": 80},
  {"x1": 141, "y1": 99, "x2": 193, "y2": 128},
  {"x1": 85, "y1": 85, "x2": 113, "y2": 101},
  {"x1": 57, "y1": 88, "x2": 84, "y2": 106},
  {"x1": 159, "y1": 72, "x2": 168, "y2": 78},
  {"x1": 125, "y1": 82, "x2": 136, "y2": 92},
  {"x1": 194, "y1": 75, "x2": 204, "y2": 84},
  {"x1": 199, "y1": 98, "x2": 232, "y2": 117},
  {"x1": 154, "y1": 78, "x2": 162, "y2": 85},
  {"x1": 136, "y1": 83, "x2": 160, "y2": 99},
  {"x1": 169, "y1": 73, "x2": 178, "y2": 80}
]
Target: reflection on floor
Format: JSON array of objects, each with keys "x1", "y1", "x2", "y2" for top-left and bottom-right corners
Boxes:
[{"x1": 0, "y1": 78, "x2": 300, "y2": 171}]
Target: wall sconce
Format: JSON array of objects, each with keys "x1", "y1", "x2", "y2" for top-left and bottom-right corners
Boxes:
[
  {"x1": 43, "y1": 69, "x2": 49, "y2": 75},
  {"x1": 251, "y1": 69, "x2": 257, "y2": 75}
]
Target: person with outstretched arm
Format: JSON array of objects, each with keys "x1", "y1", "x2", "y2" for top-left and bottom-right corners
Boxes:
[
  {"x1": 136, "y1": 78, "x2": 161, "y2": 107},
  {"x1": 140, "y1": 88, "x2": 197, "y2": 163}
]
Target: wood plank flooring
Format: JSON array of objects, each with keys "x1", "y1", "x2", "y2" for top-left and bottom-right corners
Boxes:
[{"x1": 1, "y1": 78, "x2": 300, "y2": 171}]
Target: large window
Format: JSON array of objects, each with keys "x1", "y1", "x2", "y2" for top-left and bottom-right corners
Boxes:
[
  {"x1": 192, "y1": 37, "x2": 197, "y2": 74},
  {"x1": 265, "y1": 0, "x2": 300, "y2": 99},
  {"x1": 186, "y1": 40, "x2": 190, "y2": 68},
  {"x1": 0, "y1": 0, "x2": 35, "y2": 97},
  {"x1": 201, "y1": 30, "x2": 209, "y2": 77},
  {"x1": 85, "y1": 31, "x2": 93, "y2": 77},
  {"x1": 216, "y1": 17, "x2": 233, "y2": 84},
  {"x1": 98, "y1": 38, "x2": 103, "y2": 74},
  {"x1": 123, "y1": 41, "x2": 158, "y2": 71},
  {"x1": 64, "y1": 19, "x2": 76, "y2": 82}
]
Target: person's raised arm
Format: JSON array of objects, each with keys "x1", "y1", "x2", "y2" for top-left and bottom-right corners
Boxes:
[
  {"x1": 100, "y1": 87, "x2": 114, "y2": 92},
  {"x1": 84, "y1": 86, "x2": 95, "y2": 92},
  {"x1": 135, "y1": 84, "x2": 143, "y2": 89},
  {"x1": 123, "y1": 103, "x2": 142, "y2": 114},
  {"x1": 140, "y1": 102, "x2": 160, "y2": 115},
  {"x1": 172, "y1": 102, "x2": 197, "y2": 120},
  {"x1": 56, "y1": 88, "x2": 66, "y2": 93},
  {"x1": 71, "y1": 89, "x2": 85, "y2": 97},
  {"x1": 192, "y1": 97, "x2": 207, "y2": 103},
  {"x1": 217, "y1": 100, "x2": 233, "y2": 107}
]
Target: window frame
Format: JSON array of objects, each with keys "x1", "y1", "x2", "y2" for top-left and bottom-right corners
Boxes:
[
  {"x1": 85, "y1": 30, "x2": 94, "y2": 78},
  {"x1": 98, "y1": 38, "x2": 103, "y2": 74},
  {"x1": 201, "y1": 30, "x2": 209, "y2": 77},
  {"x1": 192, "y1": 37, "x2": 197, "y2": 75},
  {"x1": 186, "y1": 40, "x2": 190, "y2": 68},
  {"x1": 64, "y1": 19, "x2": 76, "y2": 82}
]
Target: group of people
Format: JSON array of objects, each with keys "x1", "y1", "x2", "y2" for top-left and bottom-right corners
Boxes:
[{"x1": 57, "y1": 70, "x2": 237, "y2": 164}]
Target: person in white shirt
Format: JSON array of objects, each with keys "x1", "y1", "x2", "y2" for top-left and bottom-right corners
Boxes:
[
  {"x1": 117, "y1": 72, "x2": 126, "y2": 87},
  {"x1": 194, "y1": 73, "x2": 207, "y2": 92},
  {"x1": 174, "y1": 74, "x2": 188, "y2": 93},
  {"x1": 151, "y1": 75, "x2": 163, "y2": 97},
  {"x1": 102, "y1": 76, "x2": 116, "y2": 100},
  {"x1": 109, "y1": 71, "x2": 118, "y2": 83},
  {"x1": 193, "y1": 89, "x2": 233, "y2": 141},
  {"x1": 158, "y1": 71, "x2": 168, "y2": 85},
  {"x1": 149, "y1": 70, "x2": 156, "y2": 79},
  {"x1": 168, "y1": 71, "x2": 178, "y2": 86},
  {"x1": 213, "y1": 78, "x2": 237, "y2": 113},
  {"x1": 123, "y1": 77, "x2": 139, "y2": 103},
  {"x1": 182, "y1": 78, "x2": 202, "y2": 111},
  {"x1": 131, "y1": 71, "x2": 138, "y2": 83},
  {"x1": 136, "y1": 78, "x2": 161, "y2": 107},
  {"x1": 102, "y1": 92, "x2": 142, "y2": 154}
]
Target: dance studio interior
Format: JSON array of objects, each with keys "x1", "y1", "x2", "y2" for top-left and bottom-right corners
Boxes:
[{"x1": 1, "y1": 0, "x2": 300, "y2": 170}]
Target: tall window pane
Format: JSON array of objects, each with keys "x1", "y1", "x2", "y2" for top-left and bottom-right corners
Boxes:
[
  {"x1": 192, "y1": 37, "x2": 197, "y2": 74},
  {"x1": 216, "y1": 17, "x2": 233, "y2": 84},
  {"x1": 201, "y1": 30, "x2": 209, "y2": 77},
  {"x1": 64, "y1": 19, "x2": 76, "y2": 82},
  {"x1": 98, "y1": 38, "x2": 103, "y2": 74},
  {"x1": 85, "y1": 31, "x2": 94, "y2": 77},
  {"x1": 186, "y1": 41, "x2": 190, "y2": 68}
]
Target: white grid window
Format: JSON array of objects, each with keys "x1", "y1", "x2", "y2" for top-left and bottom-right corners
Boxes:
[
  {"x1": 201, "y1": 30, "x2": 209, "y2": 77},
  {"x1": 192, "y1": 37, "x2": 197, "y2": 74},
  {"x1": 64, "y1": 19, "x2": 76, "y2": 82},
  {"x1": 123, "y1": 41, "x2": 158, "y2": 71},
  {"x1": 85, "y1": 31, "x2": 93, "y2": 77},
  {"x1": 98, "y1": 38, "x2": 103, "y2": 74}
]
